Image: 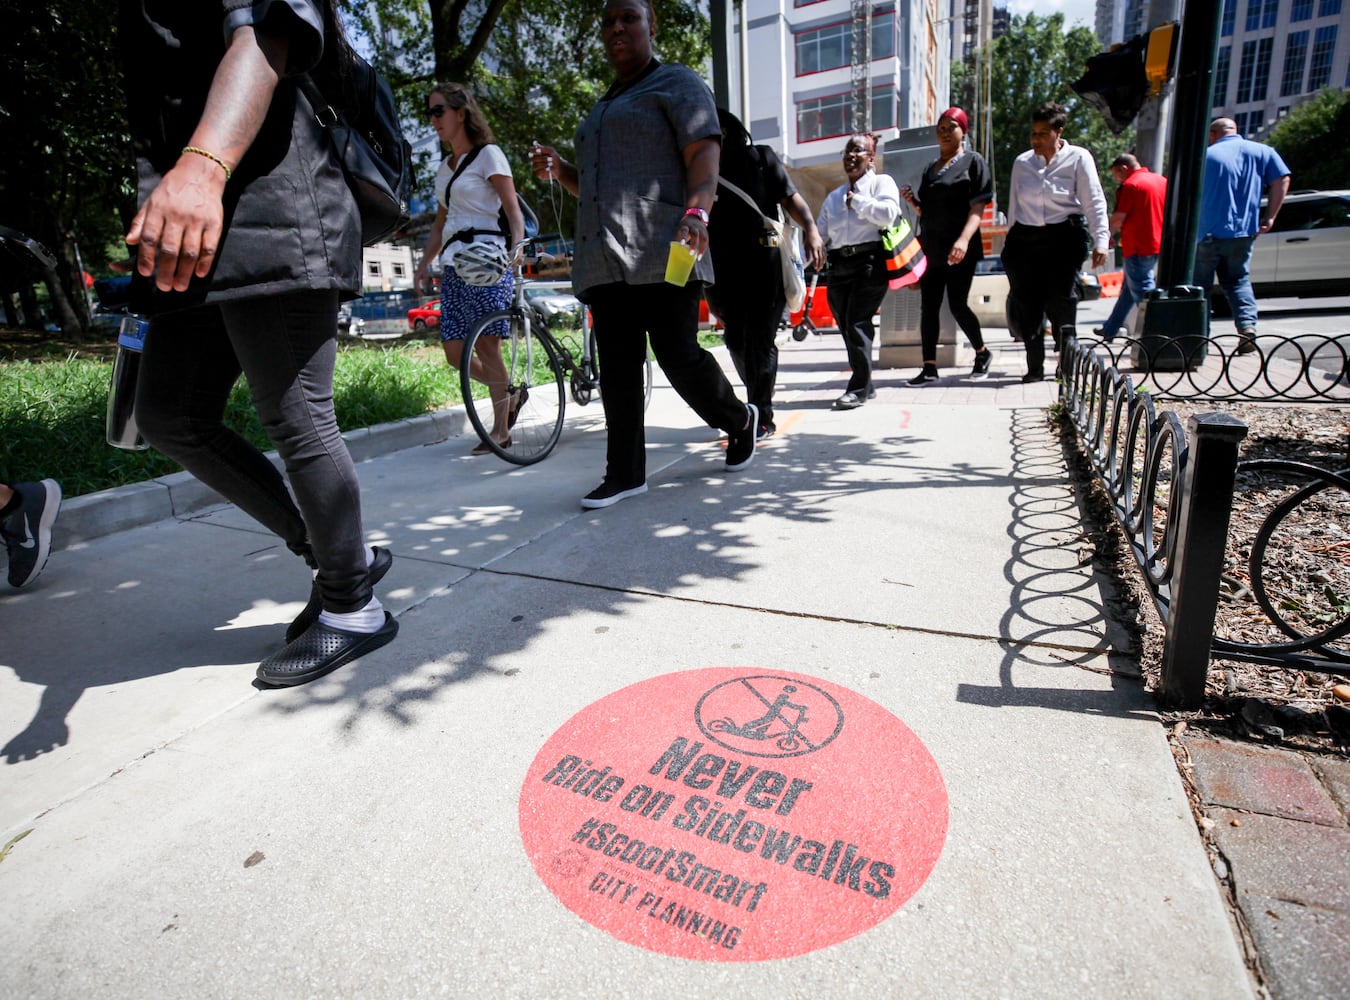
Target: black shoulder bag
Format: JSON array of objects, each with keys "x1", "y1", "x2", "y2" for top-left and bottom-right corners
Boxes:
[{"x1": 299, "y1": 48, "x2": 412, "y2": 246}]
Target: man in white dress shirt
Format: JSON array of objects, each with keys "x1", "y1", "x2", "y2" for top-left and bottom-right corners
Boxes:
[{"x1": 1002, "y1": 101, "x2": 1109, "y2": 382}]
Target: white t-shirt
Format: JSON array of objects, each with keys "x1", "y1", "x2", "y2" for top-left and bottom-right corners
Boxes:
[{"x1": 436, "y1": 143, "x2": 512, "y2": 253}]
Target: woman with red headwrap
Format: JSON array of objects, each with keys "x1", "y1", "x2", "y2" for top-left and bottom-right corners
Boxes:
[{"x1": 900, "y1": 107, "x2": 994, "y2": 383}]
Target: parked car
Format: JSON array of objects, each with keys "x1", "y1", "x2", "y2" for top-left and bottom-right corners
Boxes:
[
  {"x1": 522, "y1": 285, "x2": 582, "y2": 330},
  {"x1": 407, "y1": 299, "x2": 440, "y2": 330},
  {"x1": 1209, "y1": 190, "x2": 1350, "y2": 315}
]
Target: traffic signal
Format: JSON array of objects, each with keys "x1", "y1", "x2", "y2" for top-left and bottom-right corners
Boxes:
[{"x1": 1071, "y1": 33, "x2": 1149, "y2": 135}]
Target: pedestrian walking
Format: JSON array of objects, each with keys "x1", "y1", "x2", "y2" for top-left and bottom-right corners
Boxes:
[
  {"x1": 1096, "y1": 152, "x2": 1167, "y2": 342},
  {"x1": 413, "y1": 82, "x2": 527, "y2": 454},
  {"x1": 1002, "y1": 101, "x2": 1109, "y2": 382},
  {"x1": 706, "y1": 108, "x2": 825, "y2": 438},
  {"x1": 899, "y1": 106, "x2": 994, "y2": 383},
  {"x1": 1194, "y1": 117, "x2": 1291, "y2": 354},
  {"x1": 120, "y1": 0, "x2": 397, "y2": 686},
  {"x1": 0, "y1": 479, "x2": 60, "y2": 588},
  {"x1": 816, "y1": 133, "x2": 901, "y2": 409},
  {"x1": 528, "y1": 0, "x2": 757, "y2": 510}
]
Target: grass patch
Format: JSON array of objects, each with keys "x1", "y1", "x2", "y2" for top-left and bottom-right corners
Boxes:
[{"x1": 1, "y1": 341, "x2": 461, "y2": 497}]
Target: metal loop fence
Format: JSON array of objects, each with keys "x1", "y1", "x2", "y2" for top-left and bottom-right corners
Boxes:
[
  {"x1": 1060, "y1": 335, "x2": 1350, "y2": 706},
  {"x1": 1067, "y1": 330, "x2": 1349, "y2": 402}
]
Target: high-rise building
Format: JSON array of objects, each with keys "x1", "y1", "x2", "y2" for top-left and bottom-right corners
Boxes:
[
  {"x1": 713, "y1": 1, "x2": 952, "y2": 204},
  {"x1": 1094, "y1": 0, "x2": 1350, "y2": 138}
]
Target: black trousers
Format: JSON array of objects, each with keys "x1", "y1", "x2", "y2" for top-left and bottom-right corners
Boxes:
[
  {"x1": 1002, "y1": 220, "x2": 1086, "y2": 377},
  {"x1": 825, "y1": 248, "x2": 890, "y2": 394},
  {"x1": 705, "y1": 255, "x2": 785, "y2": 428},
  {"x1": 136, "y1": 289, "x2": 372, "y2": 613},
  {"x1": 589, "y1": 281, "x2": 746, "y2": 487},
  {"x1": 918, "y1": 252, "x2": 984, "y2": 360}
]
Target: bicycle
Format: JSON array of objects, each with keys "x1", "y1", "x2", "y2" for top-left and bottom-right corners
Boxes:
[{"x1": 458, "y1": 238, "x2": 651, "y2": 465}]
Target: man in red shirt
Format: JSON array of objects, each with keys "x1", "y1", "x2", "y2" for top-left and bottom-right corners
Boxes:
[{"x1": 1097, "y1": 153, "x2": 1168, "y2": 342}]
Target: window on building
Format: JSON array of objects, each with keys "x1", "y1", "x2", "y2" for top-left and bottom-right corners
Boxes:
[
  {"x1": 1309, "y1": 24, "x2": 1337, "y2": 88},
  {"x1": 1291, "y1": 0, "x2": 1314, "y2": 19},
  {"x1": 796, "y1": 87, "x2": 895, "y2": 143},
  {"x1": 1252, "y1": 37, "x2": 1274, "y2": 101},
  {"x1": 392, "y1": 262, "x2": 406, "y2": 278},
  {"x1": 1235, "y1": 40, "x2": 1258, "y2": 102},
  {"x1": 1281, "y1": 30, "x2": 1309, "y2": 95},
  {"x1": 1245, "y1": 0, "x2": 1279, "y2": 31},
  {"x1": 366, "y1": 261, "x2": 381, "y2": 278},
  {"x1": 1247, "y1": 109, "x2": 1264, "y2": 134},
  {"x1": 1221, "y1": 0, "x2": 1236, "y2": 36},
  {"x1": 1318, "y1": 0, "x2": 1341, "y2": 16},
  {"x1": 1213, "y1": 45, "x2": 1233, "y2": 107},
  {"x1": 795, "y1": 12, "x2": 895, "y2": 75}
]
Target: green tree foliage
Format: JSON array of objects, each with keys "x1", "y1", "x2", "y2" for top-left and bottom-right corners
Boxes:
[
  {"x1": 1264, "y1": 88, "x2": 1350, "y2": 192},
  {"x1": 354, "y1": 0, "x2": 710, "y2": 239},
  {"x1": 984, "y1": 13, "x2": 1134, "y2": 217},
  {"x1": 0, "y1": 0, "x2": 133, "y2": 334}
]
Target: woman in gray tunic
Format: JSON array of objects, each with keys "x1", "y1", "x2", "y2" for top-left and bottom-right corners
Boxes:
[{"x1": 529, "y1": 0, "x2": 756, "y2": 510}]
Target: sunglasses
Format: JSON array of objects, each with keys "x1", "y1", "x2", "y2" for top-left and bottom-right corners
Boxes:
[{"x1": 428, "y1": 104, "x2": 453, "y2": 119}]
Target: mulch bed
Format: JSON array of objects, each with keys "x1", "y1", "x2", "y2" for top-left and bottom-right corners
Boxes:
[{"x1": 1061, "y1": 400, "x2": 1350, "y2": 757}]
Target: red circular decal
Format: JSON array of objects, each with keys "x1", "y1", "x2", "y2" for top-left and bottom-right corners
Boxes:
[{"x1": 518, "y1": 668, "x2": 948, "y2": 961}]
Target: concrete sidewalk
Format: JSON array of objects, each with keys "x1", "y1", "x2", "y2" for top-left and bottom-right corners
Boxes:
[{"x1": 1, "y1": 321, "x2": 1256, "y2": 997}]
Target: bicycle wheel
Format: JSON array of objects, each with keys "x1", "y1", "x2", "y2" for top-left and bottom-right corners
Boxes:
[{"x1": 460, "y1": 308, "x2": 565, "y2": 465}]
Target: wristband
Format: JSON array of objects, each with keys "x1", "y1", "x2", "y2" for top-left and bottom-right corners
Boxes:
[
  {"x1": 182, "y1": 146, "x2": 232, "y2": 181},
  {"x1": 683, "y1": 207, "x2": 709, "y2": 226}
]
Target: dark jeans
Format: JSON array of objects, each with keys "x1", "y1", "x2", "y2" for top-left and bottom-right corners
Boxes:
[
  {"x1": 918, "y1": 252, "x2": 984, "y2": 361},
  {"x1": 135, "y1": 289, "x2": 372, "y2": 613},
  {"x1": 705, "y1": 259, "x2": 785, "y2": 427},
  {"x1": 589, "y1": 281, "x2": 746, "y2": 487},
  {"x1": 1002, "y1": 220, "x2": 1086, "y2": 377},
  {"x1": 825, "y1": 248, "x2": 890, "y2": 393}
]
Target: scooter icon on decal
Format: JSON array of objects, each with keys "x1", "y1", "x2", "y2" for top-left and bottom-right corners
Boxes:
[{"x1": 707, "y1": 683, "x2": 811, "y2": 752}]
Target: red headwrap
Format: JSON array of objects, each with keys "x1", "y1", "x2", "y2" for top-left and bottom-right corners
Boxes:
[{"x1": 938, "y1": 107, "x2": 969, "y2": 132}]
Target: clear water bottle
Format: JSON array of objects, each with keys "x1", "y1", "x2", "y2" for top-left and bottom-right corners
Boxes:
[{"x1": 106, "y1": 314, "x2": 149, "y2": 450}]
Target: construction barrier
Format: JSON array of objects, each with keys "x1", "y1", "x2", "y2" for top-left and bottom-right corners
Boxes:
[{"x1": 1098, "y1": 270, "x2": 1123, "y2": 298}]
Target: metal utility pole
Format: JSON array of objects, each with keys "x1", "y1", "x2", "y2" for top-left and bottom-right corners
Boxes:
[
  {"x1": 1134, "y1": 0, "x2": 1182, "y2": 172},
  {"x1": 850, "y1": 0, "x2": 872, "y2": 135},
  {"x1": 1157, "y1": 0, "x2": 1222, "y2": 288}
]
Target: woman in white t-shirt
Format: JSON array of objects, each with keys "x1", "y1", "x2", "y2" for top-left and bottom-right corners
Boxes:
[{"x1": 414, "y1": 83, "x2": 526, "y2": 453}]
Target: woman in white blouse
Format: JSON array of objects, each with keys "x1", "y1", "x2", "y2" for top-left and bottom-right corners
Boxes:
[
  {"x1": 815, "y1": 133, "x2": 900, "y2": 410},
  {"x1": 1002, "y1": 101, "x2": 1109, "y2": 383}
]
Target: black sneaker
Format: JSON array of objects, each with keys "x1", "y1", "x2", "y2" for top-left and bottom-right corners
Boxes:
[
  {"x1": 2, "y1": 479, "x2": 61, "y2": 588},
  {"x1": 907, "y1": 366, "x2": 939, "y2": 386},
  {"x1": 581, "y1": 481, "x2": 648, "y2": 510},
  {"x1": 756, "y1": 422, "x2": 776, "y2": 440},
  {"x1": 1021, "y1": 371, "x2": 1046, "y2": 384},
  {"x1": 725, "y1": 403, "x2": 758, "y2": 471},
  {"x1": 971, "y1": 350, "x2": 991, "y2": 379}
]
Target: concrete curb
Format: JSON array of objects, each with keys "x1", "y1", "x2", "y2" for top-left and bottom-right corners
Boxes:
[{"x1": 58, "y1": 407, "x2": 469, "y2": 548}]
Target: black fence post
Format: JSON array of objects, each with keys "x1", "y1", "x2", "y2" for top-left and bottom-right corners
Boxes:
[{"x1": 1158, "y1": 413, "x2": 1248, "y2": 708}]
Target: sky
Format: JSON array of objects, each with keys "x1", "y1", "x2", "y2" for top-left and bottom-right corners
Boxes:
[{"x1": 1004, "y1": 0, "x2": 1097, "y2": 30}]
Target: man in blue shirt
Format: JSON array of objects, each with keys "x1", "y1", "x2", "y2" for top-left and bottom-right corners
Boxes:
[{"x1": 1194, "y1": 118, "x2": 1291, "y2": 353}]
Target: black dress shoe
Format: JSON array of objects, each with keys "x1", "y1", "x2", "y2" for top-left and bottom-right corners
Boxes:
[{"x1": 1021, "y1": 371, "x2": 1046, "y2": 383}]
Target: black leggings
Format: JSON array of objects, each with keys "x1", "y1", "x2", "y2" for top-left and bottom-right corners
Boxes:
[
  {"x1": 918, "y1": 254, "x2": 985, "y2": 361},
  {"x1": 135, "y1": 289, "x2": 372, "y2": 613}
]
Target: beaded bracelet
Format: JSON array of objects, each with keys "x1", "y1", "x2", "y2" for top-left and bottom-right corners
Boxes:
[{"x1": 181, "y1": 145, "x2": 232, "y2": 181}]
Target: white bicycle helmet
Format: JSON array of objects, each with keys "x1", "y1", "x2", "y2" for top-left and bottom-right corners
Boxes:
[{"x1": 449, "y1": 241, "x2": 510, "y2": 286}]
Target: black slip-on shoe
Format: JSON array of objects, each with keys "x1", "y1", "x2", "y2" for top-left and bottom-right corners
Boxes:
[
  {"x1": 287, "y1": 546, "x2": 394, "y2": 643},
  {"x1": 725, "y1": 403, "x2": 758, "y2": 471},
  {"x1": 259, "y1": 612, "x2": 398, "y2": 687},
  {"x1": 581, "y1": 481, "x2": 648, "y2": 510}
]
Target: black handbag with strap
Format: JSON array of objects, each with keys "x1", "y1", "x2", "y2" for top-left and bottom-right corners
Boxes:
[{"x1": 299, "y1": 48, "x2": 412, "y2": 246}]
